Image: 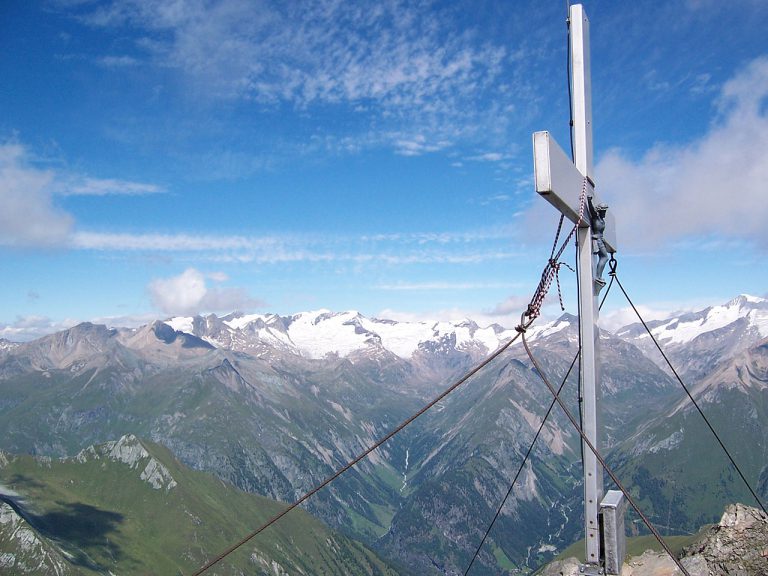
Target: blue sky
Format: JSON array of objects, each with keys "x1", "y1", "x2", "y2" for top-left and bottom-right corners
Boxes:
[{"x1": 2, "y1": 0, "x2": 768, "y2": 340}]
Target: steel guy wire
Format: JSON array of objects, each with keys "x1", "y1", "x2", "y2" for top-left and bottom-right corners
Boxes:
[
  {"x1": 520, "y1": 326, "x2": 692, "y2": 576},
  {"x1": 465, "y1": 273, "x2": 615, "y2": 574},
  {"x1": 189, "y1": 318, "x2": 533, "y2": 576},
  {"x1": 463, "y1": 350, "x2": 578, "y2": 575},
  {"x1": 610, "y1": 263, "x2": 768, "y2": 517}
]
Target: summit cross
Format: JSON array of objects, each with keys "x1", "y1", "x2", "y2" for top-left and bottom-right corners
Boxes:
[{"x1": 532, "y1": 4, "x2": 621, "y2": 574}]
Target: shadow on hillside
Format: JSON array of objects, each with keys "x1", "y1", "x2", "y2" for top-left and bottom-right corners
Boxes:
[
  {"x1": 30, "y1": 501, "x2": 125, "y2": 568},
  {"x1": 6, "y1": 473, "x2": 46, "y2": 490}
]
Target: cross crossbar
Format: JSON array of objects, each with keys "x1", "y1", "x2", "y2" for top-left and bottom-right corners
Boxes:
[{"x1": 533, "y1": 131, "x2": 617, "y2": 253}]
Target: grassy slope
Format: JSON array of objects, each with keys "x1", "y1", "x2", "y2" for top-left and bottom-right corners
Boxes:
[
  {"x1": 0, "y1": 439, "x2": 400, "y2": 576},
  {"x1": 544, "y1": 527, "x2": 710, "y2": 569}
]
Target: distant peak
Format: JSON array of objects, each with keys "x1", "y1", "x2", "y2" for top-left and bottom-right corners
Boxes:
[
  {"x1": 555, "y1": 312, "x2": 577, "y2": 323},
  {"x1": 152, "y1": 321, "x2": 178, "y2": 343},
  {"x1": 221, "y1": 311, "x2": 245, "y2": 321},
  {"x1": 729, "y1": 294, "x2": 767, "y2": 306}
]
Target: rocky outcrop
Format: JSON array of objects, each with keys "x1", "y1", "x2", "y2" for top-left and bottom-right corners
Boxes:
[
  {"x1": 0, "y1": 502, "x2": 75, "y2": 575},
  {"x1": 538, "y1": 503, "x2": 768, "y2": 576},
  {"x1": 76, "y1": 434, "x2": 178, "y2": 491},
  {"x1": 680, "y1": 503, "x2": 768, "y2": 575}
]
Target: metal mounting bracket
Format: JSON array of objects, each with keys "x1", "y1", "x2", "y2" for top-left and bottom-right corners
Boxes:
[{"x1": 578, "y1": 564, "x2": 604, "y2": 575}]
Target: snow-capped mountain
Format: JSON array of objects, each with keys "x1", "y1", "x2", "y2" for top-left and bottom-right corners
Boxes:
[
  {"x1": 616, "y1": 294, "x2": 768, "y2": 381},
  {"x1": 0, "y1": 339, "x2": 20, "y2": 352},
  {"x1": 617, "y1": 294, "x2": 768, "y2": 346},
  {"x1": 0, "y1": 293, "x2": 766, "y2": 575},
  {"x1": 163, "y1": 309, "x2": 572, "y2": 361}
]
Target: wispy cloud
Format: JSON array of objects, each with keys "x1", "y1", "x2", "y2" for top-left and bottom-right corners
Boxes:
[
  {"x1": 71, "y1": 0, "x2": 507, "y2": 102},
  {"x1": 361, "y1": 228, "x2": 516, "y2": 244},
  {"x1": 485, "y1": 294, "x2": 534, "y2": 316},
  {"x1": 63, "y1": 0, "x2": 517, "y2": 155},
  {"x1": 72, "y1": 229, "x2": 522, "y2": 266},
  {"x1": 61, "y1": 177, "x2": 165, "y2": 196},
  {"x1": 393, "y1": 134, "x2": 453, "y2": 157},
  {"x1": 377, "y1": 299, "x2": 534, "y2": 329},
  {"x1": 376, "y1": 281, "x2": 519, "y2": 291},
  {"x1": 596, "y1": 55, "x2": 768, "y2": 248},
  {"x1": 598, "y1": 297, "x2": 719, "y2": 332},
  {"x1": 466, "y1": 151, "x2": 515, "y2": 163},
  {"x1": 70, "y1": 232, "x2": 272, "y2": 251},
  {"x1": 479, "y1": 194, "x2": 512, "y2": 206},
  {"x1": 97, "y1": 54, "x2": 140, "y2": 67},
  {"x1": 376, "y1": 307, "x2": 480, "y2": 325}
]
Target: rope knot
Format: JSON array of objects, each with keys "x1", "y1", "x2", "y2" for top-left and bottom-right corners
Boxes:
[{"x1": 608, "y1": 255, "x2": 618, "y2": 276}]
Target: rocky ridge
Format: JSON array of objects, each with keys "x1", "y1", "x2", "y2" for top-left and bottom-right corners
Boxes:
[
  {"x1": 75, "y1": 434, "x2": 177, "y2": 491},
  {"x1": 538, "y1": 503, "x2": 768, "y2": 575},
  {"x1": 0, "y1": 502, "x2": 74, "y2": 576}
]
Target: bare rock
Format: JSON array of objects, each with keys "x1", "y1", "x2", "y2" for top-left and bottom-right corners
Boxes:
[
  {"x1": 536, "y1": 556, "x2": 580, "y2": 576},
  {"x1": 680, "y1": 503, "x2": 768, "y2": 575}
]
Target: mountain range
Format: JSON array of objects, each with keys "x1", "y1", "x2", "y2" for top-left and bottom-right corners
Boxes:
[{"x1": 1, "y1": 294, "x2": 767, "y2": 574}]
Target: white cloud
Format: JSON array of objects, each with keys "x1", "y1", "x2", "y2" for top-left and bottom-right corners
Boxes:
[
  {"x1": 75, "y1": 0, "x2": 506, "y2": 104},
  {"x1": 377, "y1": 303, "x2": 532, "y2": 330},
  {"x1": 71, "y1": 232, "x2": 271, "y2": 251},
  {"x1": 148, "y1": 268, "x2": 262, "y2": 316},
  {"x1": 486, "y1": 294, "x2": 535, "y2": 316},
  {"x1": 68, "y1": 0, "x2": 514, "y2": 154},
  {"x1": 0, "y1": 143, "x2": 74, "y2": 247},
  {"x1": 0, "y1": 315, "x2": 77, "y2": 342},
  {"x1": 598, "y1": 298, "x2": 716, "y2": 332},
  {"x1": 97, "y1": 55, "x2": 140, "y2": 67},
  {"x1": 376, "y1": 307, "x2": 477, "y2": 325},
  {"x1": 596, "y1": 56, "x2": 768, "y2": 248},
  {"x1": 479, "y1": 194, "x2": 511, "y2": 206},
  {"x1": 62, "y1": 177, "x2": 165, "y2": 196},
  {"x1": 0, "y1": 141, "x2": 168, "y2": 247},
  {"x1": 393, "y1": 134, "x2": 452, "y2": 157},
  {"x1": 377, "y1": 290, "x2": 549, "y2": 329},
  {"x1": 377, "y1": 281, "x2": 518, "y2": 291},
  {"x1": 90, "y1": 312, "x2": 161, "y2": 329},
  {"x1": 466, "y1": 152, "x2": 511, "y2": 163},
  {"x1": 361, "y1": 229, "x2": 516, "y2": 244},
  {"x1": 71, "y1": 229, "x2": 523, "y2": 265}
]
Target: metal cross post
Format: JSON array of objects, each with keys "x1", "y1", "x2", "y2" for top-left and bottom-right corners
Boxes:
[{"x1": 532, "y1": 4, "x2": 619, "y2": 573}]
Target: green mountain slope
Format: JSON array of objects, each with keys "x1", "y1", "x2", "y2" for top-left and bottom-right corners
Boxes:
[
  {"x1": 379, "y1": 321, "x2": 684, "y2": 574},
  {"x1": 0, "y1": 435, "x2": 401, "y2": 576},
  {"x1": 612, "y1": 338, "x2": 768, "y2": 533},
  {"x1": 0, "y1": 322, "x2": 416, "y2": 549}
]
